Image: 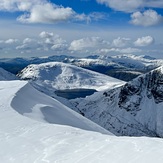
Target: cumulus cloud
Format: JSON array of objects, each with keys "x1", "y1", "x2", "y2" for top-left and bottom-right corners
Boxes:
[
  {"x1": 0, "y1": 0, "x2": 74, "y2": 23},
  {"x1": 39, "y1": 31, "x2": 68, "y2": 52},
  {"x1": 0, "y1": 0, "x2": 41, "y2": 11},
  {"x1": 130, "y1": 10, "x2": 163, "y2": 26},
  {"x1": 96, "y1": 0, "x2": 163, "y2": 13},
  {"x1": 0, "y1": 39, "x2": 19, "y2": 44},
  {"x1": 134, "y1": 36, "x2": 154, "y2": 46},
  {"x1": 112, "y1": 37, "x2": 131, "y2": 47},
  {"x1": 118, "y1": 47, "x2": 142, "y2": 53},
  {"x1": 97, "y1": 0, "x2": 142, "y2": 13},
  {"x1": 39, "y1": 31, "x2": 66, "y2": 45},
  {"x1": 23, "y1": 38, "x2": 35, "y2": 44},
  {"x1": 16, "y1": 44, "x2": 30, "y2": 50},
  {"x1": 51, "y1": 44, "x2": 68, "y2": 51},
  {"x1": 97, "y1": 47, "x2": 141, "y2": 54},
  {"x1": 0, "y1": 0, "x2": 106, "y2": 24},
  {"x1": 17, "y1": 3, "x2": 74, "y2": 24},
  {"x1": 5, "y1": 39, "x2": 18, "y2": 44},
  {"x1": 69, "y1": 37, "x2": 109, "y2": 51},
  {"x1": 75, "y1": 12, "x2": 108, "y2": 23},
  {"x1": 39, "y1": 31, "x2": 54, "y2": 39}
]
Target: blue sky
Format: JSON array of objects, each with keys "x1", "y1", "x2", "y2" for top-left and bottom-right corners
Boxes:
[{"x1": 0, "y1": 0, "x2": 163, "y2": 58}]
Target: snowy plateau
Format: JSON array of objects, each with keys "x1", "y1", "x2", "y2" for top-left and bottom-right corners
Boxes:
[{"x1": 1, "y1": 59, "x2": 163, "y2": 162}]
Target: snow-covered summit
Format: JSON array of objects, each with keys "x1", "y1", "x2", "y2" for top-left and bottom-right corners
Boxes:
[
  {"x1": 18, "y1": 61, "x2": 124, "y2": 91},
  {"x1": 0, "y1": 67, "x2": 17, "y2": 80}
]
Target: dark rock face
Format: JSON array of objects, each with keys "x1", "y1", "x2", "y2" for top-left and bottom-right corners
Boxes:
[
  {"x1": 70, "y1": 66, "x2": 163, "y2": 137},
  {"x1": 118, "y1": 67, "x2": 163, "y2": 116},
  {"x1": 147, "y1": 69, "x2": 163, "y2": 104}
]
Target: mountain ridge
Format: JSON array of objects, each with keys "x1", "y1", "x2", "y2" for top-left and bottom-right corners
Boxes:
[
  {"x1": 0, "y1": 67, "x2": 18, "y2": 80},
  {"x1": 1, "y1": 54, "x2": 163, "y2": 81},
  {"x1": 69, "y1": 66, "x2": 163, "y2": 137}
]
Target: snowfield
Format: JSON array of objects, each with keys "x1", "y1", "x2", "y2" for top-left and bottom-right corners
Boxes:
[
  {"x1": 1, "y1": 80, "x2": 163, "y2": 162},
  {"x1": 18, "y1": 62, "x2": 125, "y2": 91},
  {"x1": 0, "y1": 67, "x2": 17, "y2": 80}
]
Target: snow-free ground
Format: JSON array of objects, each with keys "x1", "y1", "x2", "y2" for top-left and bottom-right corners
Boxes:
[{"x1": 1, "y1": 80, "x2": 163, "y2": 163}]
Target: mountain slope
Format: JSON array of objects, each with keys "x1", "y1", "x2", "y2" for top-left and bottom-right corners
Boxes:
[
  {"x1": 1, "y1": 80, "x2": 163, "y2": 162},
  {"x1": 1, "y1": 80, "x2": 110, "y2": 134},
  {"x1": 1, "y1": 54, "x2": 163, "y2": 81},
  {"x1": 18, "y1": 62, "x2": 124, "y2": 91},
  {"x1": 70, "y1": 66, "x2": 163, "y2": 137},
  {"x1": 0, "y1": 67, "x2": 17, "y2": 80},
  {"x1": 18, "y1": 62, "x2": 125, "y2": 101}
]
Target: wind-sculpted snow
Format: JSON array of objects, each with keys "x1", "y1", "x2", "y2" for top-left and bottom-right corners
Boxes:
[
  {"x1": 9, "y1": 81, "x2": 110, "y2": 134},
  {"x1": 1, "y1": 80, "x2": 163, "y2": 162},
  {"x1": 70, "y1": 66, "x2": 163, "y2": 137}
]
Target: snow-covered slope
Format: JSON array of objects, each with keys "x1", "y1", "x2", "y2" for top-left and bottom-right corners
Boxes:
[
  {"x1": 70, "y1": 66, "x2": 163, "y2": 137},
  {"x1": 1, "y1": 80, "x2": 109, "y2": 134},
  {"x1": 0, "y1": 67, "x2": 17, "y2": 80},
  {"x1": 18, "y1": 62, "x2": 124, "y2": 100},
  {"x1": 1, "y1": 80, "x2": 163, "y2": 162}
]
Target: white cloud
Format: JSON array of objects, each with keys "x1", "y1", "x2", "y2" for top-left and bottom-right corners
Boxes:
[
  {"x1": 119, "y1": 47, "x2": 142, "y2": 53},
  {"x1": 16, "y1": 37, "x2": 40, "y2": 51},
  {"x1": 96, "y1": 0, "x2": 163, "y2": 13},
  {"x1": 0, "y1": 0, "x2": 43, "y2": 11},
  {"x1": 17, "y1": 3, "x2": 74, "y2": 24},
  {"x1": 130, "y1": 10, "x2": 163, "y2": 26},
  {"x1": 0, "y1": 0, "x2": 106, "y2": 24},
  {"x1": 16, "y1": 44, "x2": 29, "y2": 50},
  {"x1": 97, "y1": 0, "x2": 142, "y2": 13},
  {"x1": 112, "y1": 37, "x2": 131, "y2": 47},
  {"x1": 51, "y1": 44, "x2": 68, "y2": 51},
  {"x1": 40, "y1": 32, "x2": 66, "y2": 45},
  {"x1": 0, "y1": 0, "x2": 75, "y2": 24},
  {"x1": 23, "y1": 38, "x2": 35, "y2": 44},
  {"x1": 39, "y1": 31, "x2": 54, "y2": 39},
  {"x1": 97, "y1": 47, "x2": 141, "y2": 54},
  {"x1": 75, "y1": 12, "x2": 108, "y2": 23},
  {"x1": 69, "y1": 37, "x2": 109, "y2": 51},
  {"x1": 39, "y1": 31, "x2": 68, "y2": 52},
  {"x1": 134, "y1": 36, "x2": 154, "y2": 46},
  {"x1": 5, "y1": 39, "x2": 18, "y2": 44}
]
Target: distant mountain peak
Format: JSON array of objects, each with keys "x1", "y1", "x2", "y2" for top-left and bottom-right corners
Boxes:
[{"x1": 18, "y1": 61, "x2": 124, "y2": 92}]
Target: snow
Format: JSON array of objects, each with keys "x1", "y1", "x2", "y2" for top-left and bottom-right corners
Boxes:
[
  {"x1": 1, "y1": 80, "x2": 109, "y2": 134},
  {"x1": 1, "y1": 80, "x2": 163, "y2": 163},
  {"x1": 98, "y1": 54, "x2": 163, "y2": 70},
  {"x1": 69, "y1": 66, "x2": 163, "y2": 137},
  {"x1": 0, "y1": 67, "x2": 17, "y2": 80},
  {"x1": 18, "y1": 61, "x2": 125, "y2": 91}
]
